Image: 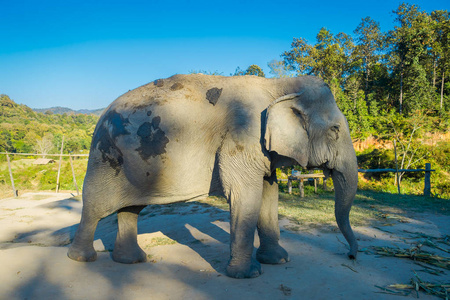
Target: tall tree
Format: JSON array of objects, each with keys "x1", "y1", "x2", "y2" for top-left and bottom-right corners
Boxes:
[
  {"x1": 431, "y1": 10, "x2": 450, "y2": 112},
  {"x1": 283, "y1": 28, "x2": 354, "y2": 96},
  {"x1": 267, "y1": 59, "x2": 293, "y2": 78},
  {"x1": 233, "y1": 64, "x2": 265, "y2": 77},
  {"x1": 387, "y1": 3, "x2": 434, "y2": 114},
  {"x1": 354, "y1": 17, "x2": 384, "y2": 102},
  {"x1": 245, "y1": 64, "x2": 266, "y2": 77}
]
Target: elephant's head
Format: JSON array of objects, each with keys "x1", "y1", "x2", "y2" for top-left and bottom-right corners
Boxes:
[{"x1": 264, "y1": 78, "x2": 358, "y2": 258}]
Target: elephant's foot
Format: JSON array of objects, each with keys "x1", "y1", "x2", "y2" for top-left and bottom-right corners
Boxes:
[
  {"x1": 112, "y1": 244, "x2": 147, "y2": 264},
  {"x1": 256, "y1": 244, "x2": 290, "y2": 264},
  {"x1": 226, "y1": 258, "x2": 263, "y2": 279},
  {"x1": 67, "y1": 244, "x2": 97, "y2": 262}
]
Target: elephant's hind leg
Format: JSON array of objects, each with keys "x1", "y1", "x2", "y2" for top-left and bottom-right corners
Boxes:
[
  {"x1": 112, "y1": 205, "x2": 147, "y2": 264},
  {"x1": 68, "y1": 211, "x2": 100, "y2": 262},
  {"x1": 256, "y1": 173, "x2": 289, "y2": 264}
]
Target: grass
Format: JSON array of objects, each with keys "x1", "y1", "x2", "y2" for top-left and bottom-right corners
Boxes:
[
  {"x1": 0, "y1": 157, "x2": 88, "y2": 198},
  {"x1": 193, "y1": 180, "x2": 450, "y2": 231},
  {"x1": 276, "y1": 179, "x2": 450, "y2": 229},
  {"x1": 144, "y1": 237, "x2": 177, "y2": 249}
]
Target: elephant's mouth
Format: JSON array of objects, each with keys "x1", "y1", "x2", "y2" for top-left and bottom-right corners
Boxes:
[
  {"x1": 307, "y1": 142, "x2": 338, "y2": 171},
  {"x1": 325, "y1": 159, "x2": 337, "y2": 170},
  {"x1": 319, "y1": 164, "x2": 332, "y2": 178},
  {"x1": 307, "y1": 159, "x2": 336, "y2": 172}
]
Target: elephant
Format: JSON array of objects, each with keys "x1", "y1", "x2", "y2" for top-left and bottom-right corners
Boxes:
[{"x1": 67, "y1": 74, "x2": 358, "y2": 278}]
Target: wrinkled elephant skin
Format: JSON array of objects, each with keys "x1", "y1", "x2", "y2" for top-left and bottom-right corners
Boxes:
[{"x1": 68, "y1": 74, "x2": 359, "y2": 278}]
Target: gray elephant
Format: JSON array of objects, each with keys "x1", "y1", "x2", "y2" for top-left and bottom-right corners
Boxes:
[{"x1": 68, "y1": 74, "x2": 358, "y2": 278}]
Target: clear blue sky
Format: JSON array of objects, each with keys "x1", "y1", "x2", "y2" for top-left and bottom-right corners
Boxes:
[{"x1": 1, "y1": 0, "x2": 448, "y2": 110}]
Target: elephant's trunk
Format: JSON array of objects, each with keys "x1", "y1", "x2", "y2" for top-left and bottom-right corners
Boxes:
[{"x1": 330, "y1": 150, "x2": 358, "y2": 259}]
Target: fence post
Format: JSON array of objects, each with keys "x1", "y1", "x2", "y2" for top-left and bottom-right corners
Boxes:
[
  {"x1": 56, "y1": 136, "x2": 64, "y2": 193},
  {"x1": 288, "y1": 178, "x2": 292, "y2": 194},
  {"x1": 299, "y1": 179, "x2": 305, "y2": 198},
  {"x1": 6, "y1": 152, "x2": 18, "y2": 197},
  {"x1": 69, "y1": 155, "x2": 79, "y2": 196},
  {"x1": 424, "y1": 163, "x2": 431, "y2": 197},
  {"x1": 394, "y1": 140, "x2": 401, "y2": 194}
]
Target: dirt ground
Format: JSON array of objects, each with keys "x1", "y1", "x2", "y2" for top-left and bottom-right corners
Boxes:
[{"x1": 0, "y1": 192, "x2": 448, "y2": 300}]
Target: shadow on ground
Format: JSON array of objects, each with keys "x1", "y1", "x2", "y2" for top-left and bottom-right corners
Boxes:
[{"x1": 0, "y1": 192, "x2": 448, "y2": 299}]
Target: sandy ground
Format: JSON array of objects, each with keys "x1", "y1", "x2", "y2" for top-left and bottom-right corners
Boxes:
[{"x1": 0, "y1": 192, "x2": 449, "y2": 300}]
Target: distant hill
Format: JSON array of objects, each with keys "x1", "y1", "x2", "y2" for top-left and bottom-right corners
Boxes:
[
  {"x1": 0, "y1": 94, "x2": 100, "y2": 154},
  {"x1": 33, "y1": 106, "x2": 104, "y2": 116}
]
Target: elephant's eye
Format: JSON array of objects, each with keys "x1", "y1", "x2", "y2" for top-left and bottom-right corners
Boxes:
[
  {"x1": 331, "y1": 124, "x2": 340, "y2": 133},
  {"x1": 330, "y1": 124, "x2": 340, "y2": 139}
]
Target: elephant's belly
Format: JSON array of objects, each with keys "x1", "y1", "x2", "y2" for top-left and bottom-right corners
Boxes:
[{"x1": 120, "y1": 144, "x2": 220, "y2": 204}]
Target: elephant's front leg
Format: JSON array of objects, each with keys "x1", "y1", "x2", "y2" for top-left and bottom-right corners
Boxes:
[
  {"x1": 256, "y1": 172, "x2": 289, "y2": 264},
  {"x1": 226, "y1": 186, "x2": 264, "y2": 278}
]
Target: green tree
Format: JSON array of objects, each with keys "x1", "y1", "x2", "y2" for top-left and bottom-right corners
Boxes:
[
  {"x1": 245, "y1": 64, "x2": 265, "y2": 77},
  {"x1": 384, "y1": 111, "x2": 430, "y2": 186},
  {"x1": 387, "y1": 3, "x2": 434, "y2": 114},
  {"x1": 353, "y1": 17, "x2": 384, "y2": 102},
  {"x1": 431, "y1": 10, "x2": 450, "y2": 112},
  {"x1": 233, "y1": 65, "x2": 266, "y2": 77},
  {"x1": 267, "y1": 59, "x2": 293, "y2": 78},
  {"x1": 283, "y1": 28, "x2": 354, "y2": 96},
  {"x1": 336, "y1": 76, "x2": 371, "y2": 138}
]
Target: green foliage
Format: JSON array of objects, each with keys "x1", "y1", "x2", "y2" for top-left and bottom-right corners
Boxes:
[
  {"x1": 281, "y1": 4, "x2": 449, "y2": 117},
  {"x1": 356, "y1": 137, "x2": 450, "y2": 199},
  {"x1": 0, "y1": 94, "x2": 98, "y2": 154},
  {"x1": 277, "y1": 188, "x2": 449, "y2": 229},
  {"x1": 233, "y1": 64, "x2": 266, "y2": 77},
  {"x1": 267, "y1": 59, "x2": 293, "y2": 78},
  {"x1": 283, "y1": 28, "x2": 353, "y2": 89},
  {"x1": 0, "y1": 157, "x2": 88, "y2": 198}
]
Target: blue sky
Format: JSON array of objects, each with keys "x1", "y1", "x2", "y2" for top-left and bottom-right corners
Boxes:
[{"x1": 1, "y1": 0, "x2": 448, "y2": 110}]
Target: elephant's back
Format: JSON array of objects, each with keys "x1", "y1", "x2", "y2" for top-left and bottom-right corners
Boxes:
[{"x1": 109, "y1": 74, "x2": 274, "y2": 109}]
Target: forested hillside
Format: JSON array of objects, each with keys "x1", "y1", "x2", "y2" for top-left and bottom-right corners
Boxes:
[
  {"x1": 0, "y1": 94, "x2": 99, "y2": 154},
  {"x1": 33, "y1": 106, "x2": 104, "y2": 116}
]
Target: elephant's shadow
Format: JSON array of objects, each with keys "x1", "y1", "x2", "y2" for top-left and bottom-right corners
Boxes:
[{"x1": 70, "y1": 201, "x2": 233, "y2": 273}]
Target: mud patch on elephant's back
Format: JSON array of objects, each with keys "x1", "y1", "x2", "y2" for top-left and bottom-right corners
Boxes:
[
  {"x1": 170, "y1": 82, "x2": 184, "y2": 91},
  {"x1": 206, "y1": 88, "x2": 223, "y2": 105},
  {"x1": 154, "y1": 79, "x2": 164, "y2": 87},
  {"x1": 91, "y1": 110, "x2": 130, "y2": 175},
  {"x1": 136, "y1": 114, "x2": 170, "y2": 160}
]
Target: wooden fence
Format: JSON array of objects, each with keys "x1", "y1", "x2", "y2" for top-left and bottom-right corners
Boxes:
[
  {"x1": 282, "y1": 163, "x2": 435, "y2": 198},
  {"x1": 1, "y1": 151, "x2": 89, "y2": 197},
  {"x1": 358, "y1": 163, "x2": 435, "y2": 196}
]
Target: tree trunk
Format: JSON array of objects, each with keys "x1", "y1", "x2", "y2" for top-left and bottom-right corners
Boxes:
[
  {"x1": 365, "y1": 58, "x2": 369, "y2": 103},
  {"x1": 433, "y1": 56, "x2": 437, "y2": 88},
  {"x1": 399, "y1": 62, "x2": 404, "y2": 115},
  {"x1": 441, "y1": 70, "x2": 445, "y2": 111}
]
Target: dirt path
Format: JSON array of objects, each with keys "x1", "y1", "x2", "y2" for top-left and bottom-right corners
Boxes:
[{"x1": 0, "y1": 192, "x2": 448, "y2": 299}]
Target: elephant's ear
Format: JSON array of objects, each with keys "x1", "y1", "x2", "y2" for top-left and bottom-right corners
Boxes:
[{"x1": 264, "y1": 92, "x2": 309, "y2": 167}]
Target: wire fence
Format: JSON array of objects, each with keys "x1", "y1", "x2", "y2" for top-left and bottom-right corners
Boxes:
[{"x1": 1, "y1": 151, "x2": 89, "y2": 197}]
